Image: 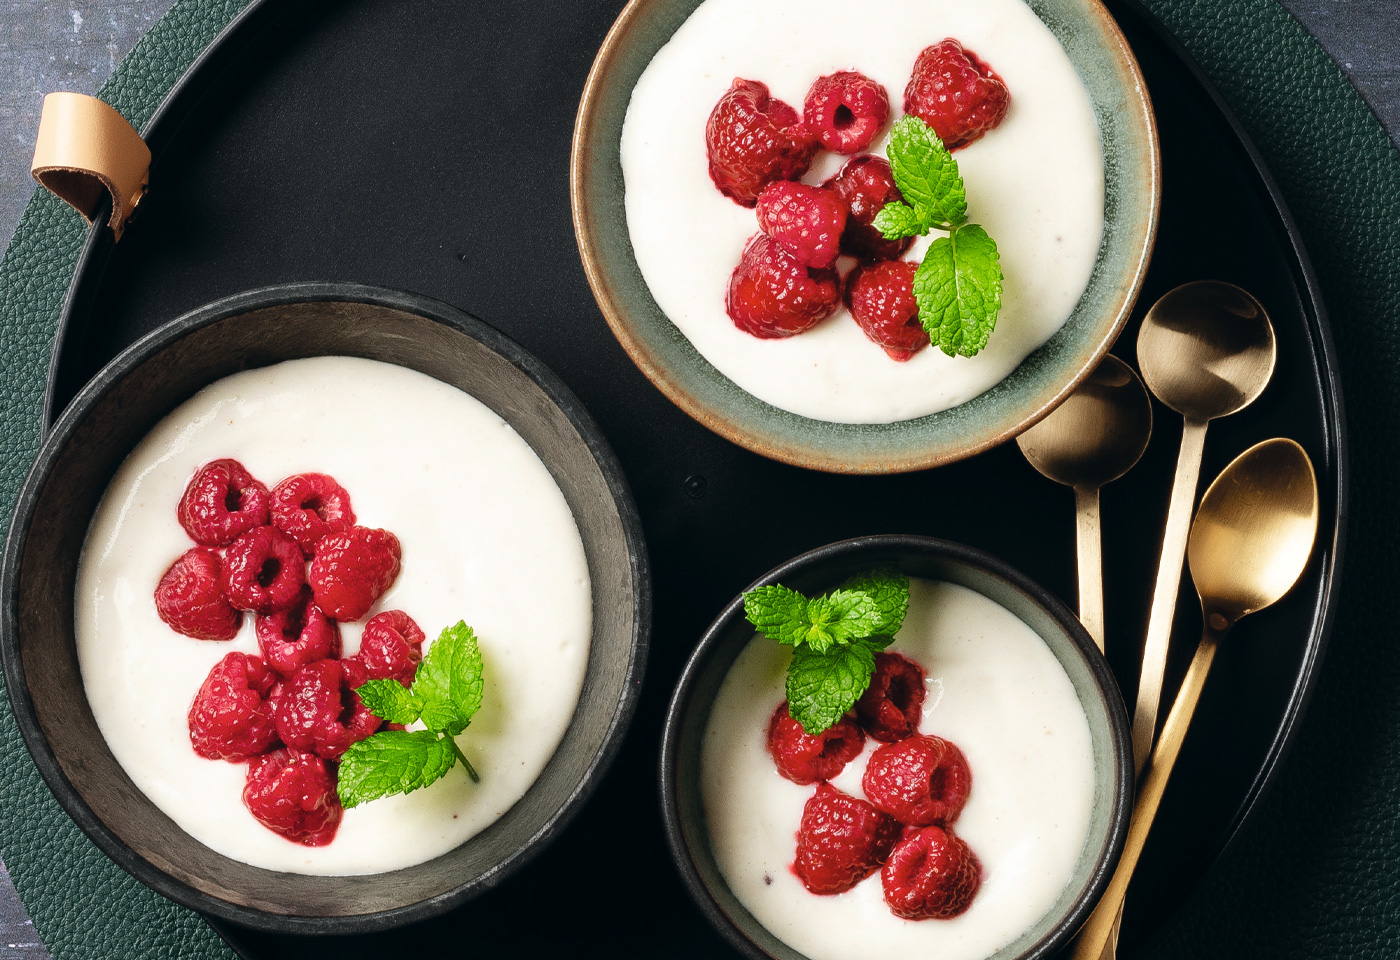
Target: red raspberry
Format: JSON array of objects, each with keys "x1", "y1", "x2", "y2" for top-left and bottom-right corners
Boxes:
[
  {"x1": 177, "y1": 459, "x2": 271, "y2": 547},
  {"x1": 705, "y1": 78, "x2": 818, "y2": 207},
  {"x1": 356, "y1": 610, "x2": 424, "y2": 686},
  {"x1": 243, "y1": 748, "x2": 343, "y2": 846},
  {"x1": 803, "y1": 71, "x2": 890, "y2": 154},
  {"x1": 822, "y1": 155, "x2": 913, "y2": 261},
  {"x1": 221, "y1": 525, "x2": 306, "y2": 615},
  {"x1": 863, "y1": 734, "x2": 972, "y2": 826},
  {"x1": 755, "y1": 182, "x2": 847, "y2": 270},
  {"x1": 270, "y1": 473, "x2": 356, "y2": 556},
  {"x1": 846, "y1": 261, "x2": 930, "y2": 362},
  {"x1": 256, "y1": 586, "x2": 341, "y2": 678},
  {"x1": 726, "y1": 234, "x2": 842, "y2": 340},
  {"x1": 903, "y1": 39, "x2": 1010, "y2": 151},
  {"x1": 881, "y1": 824, "x2": 982, "y2": 919},
  {"x1": 273, "y1": 659, "x2": 382, "y2": 760},
  {"x1": 855, "y1": 652, "x2": 928, "y2": 740},
  {"x1": 308, "y1": 526, "x2": 401, "y2": 622},
  {"x1": 187, "y1": 652, "x2": 279, "y2": 760},
  {"x1": 767, "y1": 701, "x2": 865, "y2": 785},
  {"x1": 154, "y1": 547, "x2": 241, "y2": 641},
  {"x1": 793, "y1": 782, "x2": 901, "y2": 895}
]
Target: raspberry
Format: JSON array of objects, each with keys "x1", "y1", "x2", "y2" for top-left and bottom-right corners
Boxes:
[
  {"x1": 177, "y1": 459, "x2": 271, "y2": 547},
  {"x1": 243, "y1": 748, "x2": 343, "y2": 846},
  {"x1": 862, "y1": 734, "x2": 972, "y2": 826},
  {"x1": 726, "y1": 234, "x2": 842, "y2": 340},
  {"x1": 903, "y1": 39, "x2": 1010, "y2": 151},
  {"x1": 273, "y1": 659, "x2": 382, "y2": 760},
  {"x1": 755, "y1": 182, "x2": 847, "y2": 270},
  {"x1": 256, "y1": 586, "x2": 341, "y2": 677},
  {"x1": 221, "y1": 525, "x2": 306, "y2": 615},
  {"x1": 794, "y1": 782, "x2": 901, "y2": 895},
  {"x1": 767, "y1": 701, "x2": 865, "y2": 784},
  {"x1": 308, "y1": 526, "x2": 401, "y2": 622},
  {"x1": 356, "y1": 610, "x2": 425, "y2": 686},
  {"x1": 154, "y1": 547, "x2": 242, "y2": 641},
  {"x1": 881, "y1": 824, "x2": 982, "y2": 919},
  {"x1": 822, "y1": 155, "x2": 914, "y2": 261},
  {"x1": 270, "y1": 473, "x2": 356, "y2": 556},
  {"x1": 803, "y1": 71, "x2": 890, "y2": 154},
  {"x1": 705, "y1": 78, "x2": 818, "y2": 207},
  {"x1": 187, "y1": 652, "x2": 279, "y2": 760},
  {"x1": 855, "y1": 652, "x2": 927, "y2": 740},
  {"x1": 846, "y1": 261, "x2": 930, "y2": 362}
]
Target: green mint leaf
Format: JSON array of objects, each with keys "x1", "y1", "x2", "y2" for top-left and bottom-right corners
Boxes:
[
  {"x1": 785, "y1": 642, "x2": 878, "y2": 736},
  {"x1": 872, "y1": 201, "x2": 929, "y2": 241},
  {"x1": 336, "y1": 730, "x2": 457, "y2": 809},
  {"x1": 840, "y1": 570, "x2": 910, "y2": 638},
  {"x1": 354, "y1": 679, "x2": 425, "y2": 725},
  {"x1": 743, "y1": 585, "x2": 810, "y2": 646},
  {"x1": 813, "y1": 589, "x2": 882, "y2": 645},
  {"x1": 886, "y1": 116, "x2": 967, "y2": 231},
  {"x1": 913, "y1": 223, "x2": 1003, "y2": 358},
  {"x1": 413, "y1": 621, "x2": 485, "y2": 736}
]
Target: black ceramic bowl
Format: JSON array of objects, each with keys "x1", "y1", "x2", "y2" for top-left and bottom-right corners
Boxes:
[
  {"x1": 0, "y1": 283, "x2": 649, "y2": 934},
  {"x1": 661, "y1": 535, "x2": 1130, "y2": 960}
]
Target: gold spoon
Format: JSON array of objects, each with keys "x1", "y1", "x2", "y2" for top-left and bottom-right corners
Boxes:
[
  {"x1": 1017, "y1": 355, "x2": 1152, "y2": 649},
  {"x1": 1133, "y1": 281, "x2": 1276, "y2": 772},
  {"x1": 1071, "y1": 438, "x2": 1319, "y2": 960}
]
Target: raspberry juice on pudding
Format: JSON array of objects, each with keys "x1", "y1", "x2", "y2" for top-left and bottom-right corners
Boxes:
[
  {"x1": 701, "y1": 580, "x2": 1095, "y2": 960},
  {"x1": 75, "y1": 357, "x2": 593, "y2": 875},
  {"x1": 620, "y1": 0, "x2": 1104, "y2": 424}
]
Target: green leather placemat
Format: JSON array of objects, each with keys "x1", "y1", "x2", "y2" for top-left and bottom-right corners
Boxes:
[{"x1": 0, "y1": 0, "x2": 1394, "y2": 957}]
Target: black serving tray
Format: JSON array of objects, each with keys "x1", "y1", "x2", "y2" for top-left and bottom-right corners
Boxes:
[{"x1": 41, "y1": 0, "x2": 1345, "y2": 956}]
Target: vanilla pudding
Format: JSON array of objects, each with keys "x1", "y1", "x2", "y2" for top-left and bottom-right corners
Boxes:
[
  {"x1": 701, "y1": 579, "x2": 1095, "y2": 960},
  {"x1": 621, "y1": 0, "x2": 1104, "y2": 424},
  {"x1": 75, "y1": 357, "x2": 592, "y2": 876}
]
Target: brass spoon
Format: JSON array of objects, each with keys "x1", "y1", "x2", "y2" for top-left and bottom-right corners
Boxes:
[
  {"x1": 1133, "y1": 281, "x2": 1276, "y2": 772},
  {"x1": 1071, "y1": 438, "x2": 1319, "y2": 960},
  {"x1": 1017, "y1": 355, "x2": 1152, "y2": 649}
]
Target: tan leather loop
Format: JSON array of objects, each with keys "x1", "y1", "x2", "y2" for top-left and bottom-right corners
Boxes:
[{"x1": 31, "y1": 92, "x2": 151, "y2": 242}]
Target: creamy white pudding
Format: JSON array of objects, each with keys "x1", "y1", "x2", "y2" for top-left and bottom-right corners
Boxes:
[
  {"x1": 75, "y1": 357, "x2": 592, "y2": 876},
  {"x1": 701, "y1": 579, "x2": 1095, "y2": 960},
  {"x1": 621, "y1": 0, "x2": 1104, "y2": 424}
]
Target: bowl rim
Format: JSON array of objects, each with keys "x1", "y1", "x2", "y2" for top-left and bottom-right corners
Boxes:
[
  {"x1": 658, "y1": 534, "x2": 1133, "y2": 960},
  {"x1": 0, "y1": 281, "x2": 651, "y2": 933},
  {"x1": 571, "y1": 0, "x2": 1160, "y2": 474}
]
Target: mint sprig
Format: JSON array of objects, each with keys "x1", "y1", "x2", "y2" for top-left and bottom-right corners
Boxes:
[
  {"x1": 337, "y1": 621, "x2": 485, "y2": 809},
  {"x1": 871, "y1": 116, "x2": 1003, "y2": 358}
]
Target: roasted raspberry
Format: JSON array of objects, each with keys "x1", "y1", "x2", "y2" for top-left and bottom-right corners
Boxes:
[
  {"x1": 726, "y1": 233, "x2": 842, "y2": 340},
  {"x1": 243, "y1": 748, "x2": 343, "y2": 846},
  {"x1": 794, "y1": 782, "x2": 901, "y2": 895},
  {"x1": 881, "y1": 824, "x2": 982, "y2": 919},
  {"x1": 187, "y1": 652, "x2": 279, "y2": 760},
  {"x1": 256, "y1": 586, "x2": 341, "y2": 678},
  {"x1": 755, "y1": 182, "x2": 847, "y2": 270},
  {"x1": 863, "y1": 734, "x2": 972, "y2": 826},
  {"x1": 903, "y1": 39, "x2": 1010, "y2": 150},
  {"x1": 176, "y1": 459, "x2": 270, "y2": 547},
  {"x1": 855, "y1": 652, "x2": 928, "y2": 739},
  {"x1": 273, "y1": 659, "x2": 382, "y2": 760},
  {"x1": 822, "y1": 155, "x2": 914, "y2": 261},
  {"x1": 356, "y1": 610, "x2": 424, "y2": 686},
  {"x1": 308, "y1": 526, "x2": 401, "y2": 622},
  {"x1": 221, "y1": 525, "x2": 306, "y2": 615},
  {"x1": 270, "y1": 473, "x2": 356, "y2": 556},
  {"x1": 846, "y1": 261, "x2": 930, "y2": 362},
  {"x1": 705, "y1": 78, "x2": 818, "y2": 207},
  {"x1": 154, "y1": 547, "x2": 241, "y2": 641},
  {"x1": 767, "y1": 701, "x2": 865, "y2": 784},
  {"x1": 803, "y1": 71, "x2": 889, "y2": 154}
]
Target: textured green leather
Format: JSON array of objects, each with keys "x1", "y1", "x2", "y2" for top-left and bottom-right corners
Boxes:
[{"x1": 0, "y1": 0, "x2": 1394, "y2": 956}]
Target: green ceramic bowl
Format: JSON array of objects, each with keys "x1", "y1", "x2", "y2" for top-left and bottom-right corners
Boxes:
[{"x1": 572, "y1": 0, "x2": 1158, "y2": 474}]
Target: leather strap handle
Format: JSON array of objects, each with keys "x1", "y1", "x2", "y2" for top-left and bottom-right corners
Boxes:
[{"x1": 31, "y1": 92, "x2": 151, "y2": 241}]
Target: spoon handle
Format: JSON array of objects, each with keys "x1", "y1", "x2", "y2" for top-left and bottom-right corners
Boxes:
[
  {"x1": 1074, "y1": 485, "x2": 1104, "y2": 651},
  {"x1": 1132, "y1": 417, "x2": 1209, "y2": 773}
]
